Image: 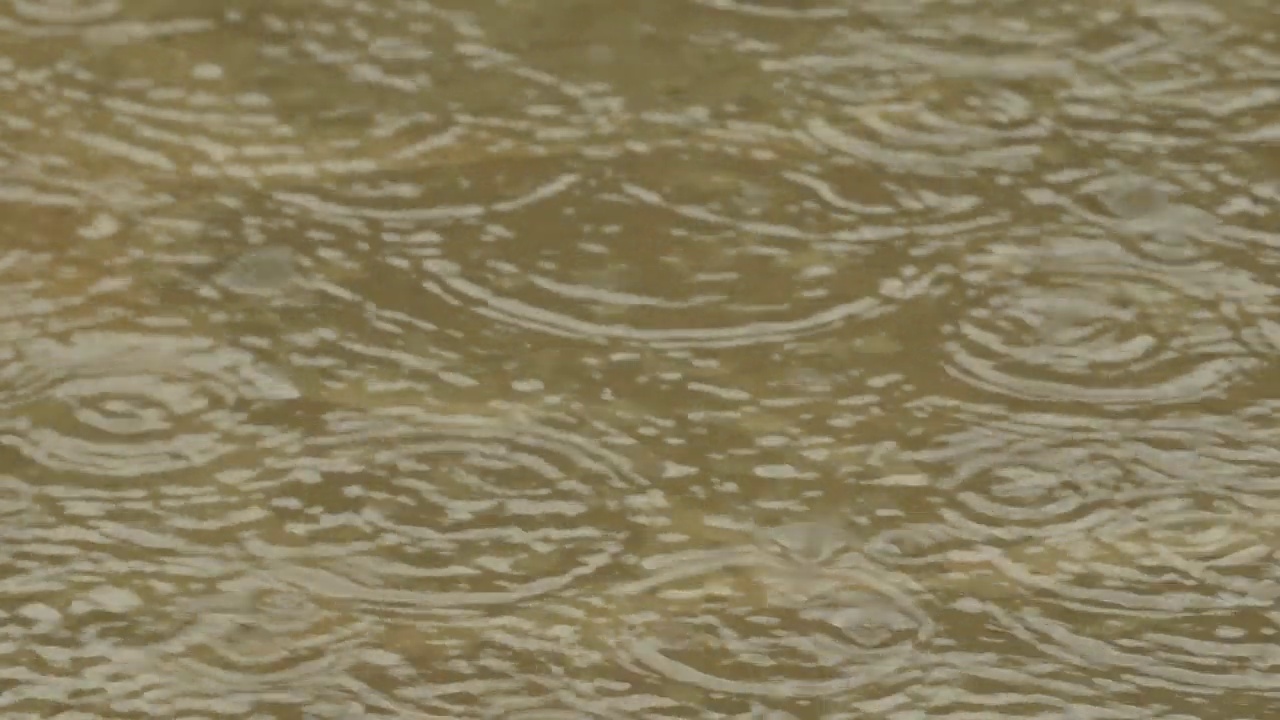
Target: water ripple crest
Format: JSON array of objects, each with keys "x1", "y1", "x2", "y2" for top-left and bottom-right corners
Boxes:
[
  {"x1": 598, "y1": 517, "x2": 935, "y2": 707},
  {"x1": 244, "y1": 406, "x2": 657, "y2": 613},
  {"x1": 0, "y1": 330, "x2": 297, "y2": 477},
  {"x1": 284, "y1": 143, "x2": 984, "y2": 349},
  {"x1": 943, "y1": 235, "x2": 1263, "y2": 405}
]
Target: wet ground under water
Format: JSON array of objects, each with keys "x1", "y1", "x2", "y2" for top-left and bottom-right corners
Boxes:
[{"x1": 2, "y1": 0, "x2": 1280, "y2": 718}]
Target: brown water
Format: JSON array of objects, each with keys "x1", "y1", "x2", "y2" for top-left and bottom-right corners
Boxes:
[{"x1": 2, "y1": 1, "x2": 1279, "y2": 718}]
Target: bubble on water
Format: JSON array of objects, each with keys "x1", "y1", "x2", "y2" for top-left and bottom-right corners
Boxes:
[{"x1": 215, "y1": 245, "x2": 299, "y2": 295}]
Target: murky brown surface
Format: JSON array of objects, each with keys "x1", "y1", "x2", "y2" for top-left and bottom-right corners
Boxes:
[{"x1": 2, "y1": 0, "x2": 1279, "y2": 718}]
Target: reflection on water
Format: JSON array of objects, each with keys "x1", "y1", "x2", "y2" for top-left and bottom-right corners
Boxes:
[{"x1": 2, "y1": 0, "x2": 1279, "y2": 717}]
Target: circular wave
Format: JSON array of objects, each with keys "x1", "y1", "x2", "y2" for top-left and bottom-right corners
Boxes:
[
  {"x1": 942, "y1": 235, "x2": 1258, "y2": 406},
  {"x1": 0, "y1": 536, "x2": 424, "y2": 716},
  {"x1": 9, "y1": 0, "x2": 119, "y2": 24},
  {"x1": 3, "y1": 3, "x2": 615, "y2": 187},
  {"x1": 766, "y1": 12, "x2": 1074, "y2": 135},
  {"x1": 600, "y1": 529, "x2": 933, "y2": 702},
  {"x1": 76, "y1": 568, "x2": 385, "y2": 716},
  {"x1": 0, "y1": 330, "x2": 298, "y2": 477},
  {"x1": 905, "y1": 409, "x2": 1280, "y2": 612},
  {"x1": 907, "y1": 413, "x2": 1188, "y2": 545},
  {"x1": 805, "y1": 90, "x2": 1053, "y2": 179},
  {"x1": 692, "y1": 0, "x2": 850, "y2": 20},
  {"x1": 170, "y1": 577, "x2": 370, "y2": 676},
  {"x1": 978, "y1": 516, "x2": 1280, "y2": 696},
  {"x1": 876, "y1": 413, "x2": 1280, "y2": 698},
  {"x1": 241, "y1": 407, "x2": 655, "y2": 611},
  {"x1": 294, "y1": 142, "x2": 949, "y2": 349},
  {"x1": 865, "y1": 409, "x2": 1280, "y2": 609},
  {"x1": 0, "y1": 537, "x2": 274, "y2": 714},
  {"x1": 977, "y1": 494, "x2": 1280, "y2": 614}
]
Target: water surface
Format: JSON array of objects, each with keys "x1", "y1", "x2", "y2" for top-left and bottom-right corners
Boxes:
[{"x1": 2, "y1": 0, "x2": 1279, "y2": 718}]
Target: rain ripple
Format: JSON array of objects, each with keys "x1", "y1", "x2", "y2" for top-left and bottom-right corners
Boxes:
[
  {"x1": 943, "y1": 234, "x2": 1265, "y2": 406},
  {"x1": 0, "y1": 459, "x2": 439, "y2": 716},
  {"x1": 8, "y1": 0, "x2": 120, "y2": 26},
  {"x1": 0, "y1": 330, "x2": 297, "y2": 477},
  {"x1": 900, "y1": 407, "x2": 1280, "y2": 704},
  {"x1": 599, "y1": 515, "x2": 935, "y2": 709},
  {"x1": 242, "y1": 405, "x2": 658, "y2": 613},
  {"x1": 122, "y1": 573, "x2": 382, "y2": 715},
  {"x1": 0, "y1": 2, "x2": 602, "y2": 186},
  {"x1": 283, "y1": 141, "x2": 979, "y2": 349},
  {"x1": 0, "y1": 552, "x2": 403, "y2": 717},
  {"x1": 692, "y1": 0, "x2": 851, "y2": 21}
]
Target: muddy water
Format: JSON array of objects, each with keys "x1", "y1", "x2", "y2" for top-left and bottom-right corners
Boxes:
[{"x1": 2, "y1": 0, "x2": 1279, "y2": 718}]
